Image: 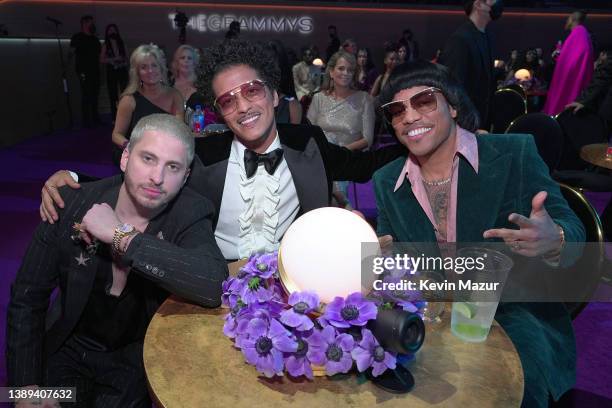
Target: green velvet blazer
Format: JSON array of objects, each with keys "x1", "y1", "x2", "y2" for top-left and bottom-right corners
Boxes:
[{"x1": 373, "y1": 133, "x2": 586, "y2": 406}]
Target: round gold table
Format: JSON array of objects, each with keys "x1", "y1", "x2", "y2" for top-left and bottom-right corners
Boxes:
[
  {"x1": 580, "y1": 143, "x2": 612, "y2": 170},
  {"x1": 144, "y1": 297, "x2": 524, "y2": 407}
]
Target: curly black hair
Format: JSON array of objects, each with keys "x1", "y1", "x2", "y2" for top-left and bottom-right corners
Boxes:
[{"x1": 196, "y1": 39, "x2": 281, "y2": 107}]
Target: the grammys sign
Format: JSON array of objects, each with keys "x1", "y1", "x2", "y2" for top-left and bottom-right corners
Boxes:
[{"x1": 167, "y1": 12, "x2": 314, "y2": 35}]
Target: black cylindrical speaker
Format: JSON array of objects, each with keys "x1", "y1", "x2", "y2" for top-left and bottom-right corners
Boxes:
[{"x1": 368, "y1": 308, "x2": 425, "y2": 355}]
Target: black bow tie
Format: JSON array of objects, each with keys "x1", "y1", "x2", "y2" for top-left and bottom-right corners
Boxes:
[{"x1": 244, "y1": 148, "x2": 284, "y2": 179}]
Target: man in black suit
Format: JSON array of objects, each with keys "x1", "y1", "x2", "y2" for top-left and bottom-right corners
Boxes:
[
  {"x1": 40, "y1": 40, "x2": 403, "y2": 261},
  {"x1": 439, "y1": 0, "x2": 504, "y2": 130},
  {"x1": 7, "y1": 114, "x2": 227, "y2": 407}
]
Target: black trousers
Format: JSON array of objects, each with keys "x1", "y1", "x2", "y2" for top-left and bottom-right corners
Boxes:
[
  {"x1": 106, "y1": 66, "x2": 128, "y2": 120},
  {"x1": 46, "y1": 336, "x2": 151, "y2": 408},
  {"x1": 78, "y1": 70, "x2": 100, "y2": 127}
]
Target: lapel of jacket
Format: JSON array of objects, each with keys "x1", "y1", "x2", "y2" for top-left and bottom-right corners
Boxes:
[
  {"x1": 47, "y1": 178, "x2": 122, "y2": 354},
  {"x1": 67, "y1": 249, "x2": 99, "y2": 308},
  {"x1": 193, "y1": 133, "x2": 233, "y2": 226},
  {"x1": 67, "y1": 178, "x2": 124, "y2": 313},
  {"x1": 390, "y1": 179, "x2": 437, "y2": 243},
  {"x1": 456, "y1": 137, "x2": 512, "y2": 242},
  {"x1": 279, "y1": 125, "x2": 328, "y2": 213}
]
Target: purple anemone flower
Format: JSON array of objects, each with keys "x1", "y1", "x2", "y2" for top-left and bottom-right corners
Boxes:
[
  {"x1": 223, "y1": 299, "x2": 249, "y2": 338},
  {"x1": 284, "y1": 330, "x2": 319, "y2": 379},
  {"x1": 323, "y1": 293, "x2": 378, "y2": 328},
  {"x1": 351, "y1": 329, "x2": 396, "y2": 377},
  {"x1": 280, "y1": 291, "x2": 319, "y2": 331},
  {"x1": 238, "y1": 317, "x2": 297, "y2": 378},
  {"x1": 397, "y1": 300, "x2": 420, "y2": 314},
  {"x1": 307, "y1": 325, "x2": 355, "y2": 376},
  {"x1": 239, "y1": 275, "x2": 275, "y2": 304},
  {"x1": 221, "y1": 277, "x2": 246, "y2": 307},
  {"x1": 240, "y1": 252, "x2": 278, "y2": 279}
]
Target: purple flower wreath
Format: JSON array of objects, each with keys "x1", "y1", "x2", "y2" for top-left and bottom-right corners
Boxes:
[{"x1": 221, "y1": 252, "x2": 424, "y2": 379}]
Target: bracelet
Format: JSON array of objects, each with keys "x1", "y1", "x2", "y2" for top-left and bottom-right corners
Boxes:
[{"x1": 543, "y1": 224, "x2": 565, "y2": 263}]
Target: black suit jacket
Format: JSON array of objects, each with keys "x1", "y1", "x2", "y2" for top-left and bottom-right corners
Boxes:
[
  {"x1": 439, "y1": 20, "x2": 495, "y2": 128},
  {"x1": 578, "y1": 58, "x2": 612, "y2": 119},
  {"x1": 6, "y1": 175, "x2": 228, "y2": 386},
  {"x1": 188, "y1": 123, "x2": 404, "y2": 227}
]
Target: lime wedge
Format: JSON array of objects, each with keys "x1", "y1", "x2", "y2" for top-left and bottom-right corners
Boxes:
[
  {"x1": 454, "y1": 302, "x2": 477, "y2": 319},
  {"x1": 452, "y1": 323, "x2": 490, "y2": 341}
]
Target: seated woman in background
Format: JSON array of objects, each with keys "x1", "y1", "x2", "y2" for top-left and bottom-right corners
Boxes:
[
  {"x1": 355, "y1": 48, "x2": 378, "y2": 93},
  {"x1": 111, "y1": 43, "x2": 184, "y2": 164},
  {"x1": 100, "y1": 24, "x2": 128, "y2": 121},
  {"x1": 307, "y1": 50, "x2": 375, "y2": 207},
  {"x1": 171, "y1": 44, "x2": 218, "y2": 126},
  {"x1": 370, "y1": 46, "x2": 399, "y2": 97},
  {"x1": 397, "y1": 44, "x2": 408, "y2": 64}
]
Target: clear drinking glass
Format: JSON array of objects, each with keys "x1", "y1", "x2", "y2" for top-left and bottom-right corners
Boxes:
[{"x1": 450, "y1": 247, "x2": 513, "y2": 342}]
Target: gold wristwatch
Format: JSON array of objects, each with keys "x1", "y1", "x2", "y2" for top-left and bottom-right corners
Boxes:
[{"x1": 112, "y1": 223, "x2": 136, "y2": 255}]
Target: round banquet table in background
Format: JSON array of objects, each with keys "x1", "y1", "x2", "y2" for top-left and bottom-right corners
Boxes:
[
  {"x1": 143, "y1": 297, "x2": 524, "y2": 407},
  {"x1": 580, "y1": 143, "x2": 612, "y2": 170}
]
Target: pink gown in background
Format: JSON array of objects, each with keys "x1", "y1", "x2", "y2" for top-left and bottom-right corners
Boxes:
[{"x1": 542, "y1": 25, "x2": 594, "y2": 116}]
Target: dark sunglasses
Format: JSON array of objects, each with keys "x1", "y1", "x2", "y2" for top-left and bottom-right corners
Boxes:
[
  {"x1": 213, "y1": 79, "x2": 267, "y2": 116},
  {"x1": 380, "y1": 87, "x2": 442, "y2": 123}
]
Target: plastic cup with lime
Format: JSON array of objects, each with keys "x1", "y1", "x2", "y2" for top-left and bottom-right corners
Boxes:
[{"x1": 450, "y1": 247, "x2": 513, "y2": 343}]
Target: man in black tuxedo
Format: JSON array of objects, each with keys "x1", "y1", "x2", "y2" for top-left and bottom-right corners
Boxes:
[
  {"x1": 439, "y1": 0, "x2": 504, "y2": 130},
  {"x1": 8, "y1": 114, "x2": 227, "y2": 407},
  {"x1": 40, "y1": 40, "x2": 403, "y2": 260}
]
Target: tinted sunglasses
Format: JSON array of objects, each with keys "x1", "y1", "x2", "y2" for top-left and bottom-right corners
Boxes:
[
  {"x1": 380, "y1": 87, "x2": 442, "y2": 123},
  {"x1": 213, "y1": 79, "x2": 267, "y2": 116}
]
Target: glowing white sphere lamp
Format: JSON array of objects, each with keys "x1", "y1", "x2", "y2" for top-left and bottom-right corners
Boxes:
[
  {"x1": 514, "y1": 68, "x2": 532, "y2": 82},
  {"x1": 278, "y1": 207, "x2": 379, "y2": 304}
]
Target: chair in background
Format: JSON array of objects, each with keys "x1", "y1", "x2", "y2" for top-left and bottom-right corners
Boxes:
[
  {"x1": 552, "y1": 109, "x2": 612, "y2": 209},
  {"x1": 555, "y1": 108, "x2": 607, "y2": 171},
  {"x1": 505, "y1": 113, "x2": 563, "y2": 172},
  {"x1": 558, "y1": 183, "x2": 605, "y2": 319},
  {"x1": 491, "y1": 88, "x2": 527, "y2": 133},
  {"x1": 503, "y1": 83, "x2": 527, "y2": 99}
]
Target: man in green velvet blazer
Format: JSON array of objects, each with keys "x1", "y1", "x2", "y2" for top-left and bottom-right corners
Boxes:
[{"x1": 373, "y1": 61, "x2": 585, "y2": 407}]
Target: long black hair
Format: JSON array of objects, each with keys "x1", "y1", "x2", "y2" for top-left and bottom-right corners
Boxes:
[{"x1": 104, "y1": 24, "x2": 126, "y2": 58}]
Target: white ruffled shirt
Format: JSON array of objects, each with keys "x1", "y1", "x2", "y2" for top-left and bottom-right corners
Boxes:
[{"x1": 215, "y1": 135, "x2": 300, "y2": 260}]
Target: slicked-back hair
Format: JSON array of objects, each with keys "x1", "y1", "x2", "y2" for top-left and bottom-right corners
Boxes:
[
  {"x1": 129, "y1": 113, "x2": 195, "y2": 166},
  {"x1": 196, "y1": 39, "x2": 280, "y2": 107},
  {"x1": 379, "y1": 60, "x2": 480, "y2": 132}
]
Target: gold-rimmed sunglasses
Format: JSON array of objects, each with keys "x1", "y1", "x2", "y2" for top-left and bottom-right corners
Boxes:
[
  {"x1": 213, "y1": 79, "x2": 268, "y2": 116},
  {"x1": 380, "y1": 87, "x2": 442, "y2": 123}
]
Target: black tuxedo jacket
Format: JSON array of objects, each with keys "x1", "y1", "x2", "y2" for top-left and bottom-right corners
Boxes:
[
  {"x1": 6, "y1": 175, "x2": 228, "y2": 386},
  {"x1": 188, "y1": 123, "x2": 404, "y2": 227}
]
